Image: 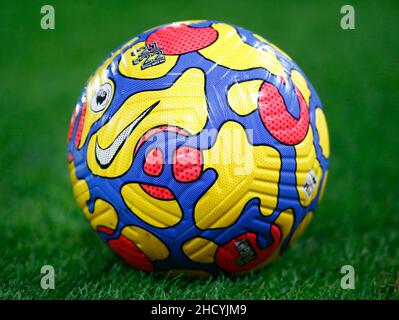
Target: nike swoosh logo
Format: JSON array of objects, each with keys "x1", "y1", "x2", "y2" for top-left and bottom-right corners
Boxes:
[{"x1": 95, "y1": 101, "x2": 159, "y2": 168}]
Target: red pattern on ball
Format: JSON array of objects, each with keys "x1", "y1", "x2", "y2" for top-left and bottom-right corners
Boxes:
[
  {"x1": 108, "y1": 235, "x2": 153, "y2": 272},
  {"x1": 67, "y1": 108, "x2": 78, "y2": 142},
  {"x1": 146, "y1": 24, "x2": 218, "y2": 55},
  {"x1": 173, "y1": 147, "x2": 203, "y2": 182},
  {"x1": 258, "y1": 82, "x2": 309, "y2": 145},
  {"x1": 144, "y1": 148, "x2": 164, "y2": 177},
  {"x1": 74, "y1": 101, "x2": 87, "y2": 148},
  {"x1": 140, "y1": 184, "x2": 175, "y2": 200},
  {"x1": 137, "y1": 126, "x2": 191, "y2": 200},
  {"x1": 215, "y1": 225, "x2": 281, "y2": 273},
  {"x1": 135, "y1": 126, "x2": 189, "y2": 154},
  {"x1": 67, "y1": 152, "x2": 73, "y2": 162},
  {"x1": 97, "y1": 226, "x2": 115, "y2": 235}
]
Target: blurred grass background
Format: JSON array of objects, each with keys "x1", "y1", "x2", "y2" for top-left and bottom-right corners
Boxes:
[{"x1": 0, "y1": 0, "x2": 398, "y2": 299}]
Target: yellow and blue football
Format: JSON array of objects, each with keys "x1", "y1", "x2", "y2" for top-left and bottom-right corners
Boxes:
[{"x1": 67, "y1": 20, "x2": 330, "y2": 275}]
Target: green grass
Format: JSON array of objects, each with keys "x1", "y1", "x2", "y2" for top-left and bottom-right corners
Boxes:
[{"x1": 0, "y1": 0, "x2": 398, "y2": 299}]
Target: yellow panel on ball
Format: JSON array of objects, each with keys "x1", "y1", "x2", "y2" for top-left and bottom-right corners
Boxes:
[
  {"x1": 195, "y1": 121, "x2": 281, "y2": 229},
  {"x1": 199, "y1": 23, "x2": 285, "y2": 77}
]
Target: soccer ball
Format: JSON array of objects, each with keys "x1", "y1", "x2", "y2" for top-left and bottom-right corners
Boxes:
[{"x1": 67, "y1": 20, "x2": 330, "y2": 275}]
